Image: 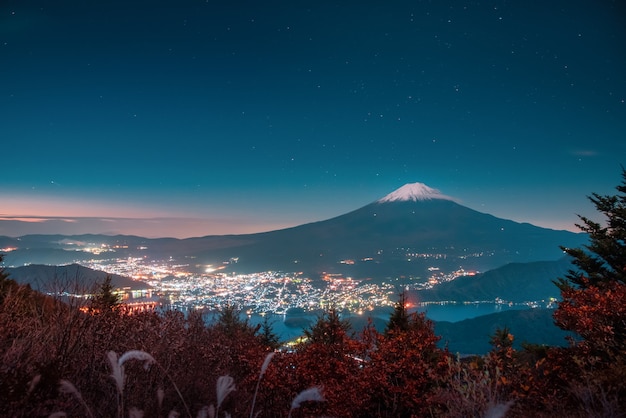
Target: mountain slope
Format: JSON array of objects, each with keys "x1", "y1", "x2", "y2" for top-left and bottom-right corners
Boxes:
[
  {"x1": 434, "y1": 308, "x2": 572, "y2": 354},
  {"x1": 1, "y1": 183, "x2": 588, "y2": 281},
  {"x1": 419, "y1": 257, "x2": 573, "y2": 303},
  {"x1": 183, "y1": 195, "x2": 586, "y2": 277},
  {"x1": 5, "y1": 264, "x2": 150, "y2": 292}
]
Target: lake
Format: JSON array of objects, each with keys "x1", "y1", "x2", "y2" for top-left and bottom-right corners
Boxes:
[{"x1": 243, "y1": 302, "x2": 531, "y2": 342}]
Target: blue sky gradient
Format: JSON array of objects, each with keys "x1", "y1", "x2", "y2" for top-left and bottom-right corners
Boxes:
[{"x1": 1, "y1": 0, "x2": 625, "y2": 237}]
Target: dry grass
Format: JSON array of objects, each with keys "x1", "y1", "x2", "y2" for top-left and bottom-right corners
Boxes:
[{"x1": 41, "y1": 348, "x2": 324, "y2": 418}]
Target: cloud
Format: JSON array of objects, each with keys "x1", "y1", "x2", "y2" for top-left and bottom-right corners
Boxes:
[
  {"x1": 569, "y1": 149, "x2": 599, "y2": 157},
  {"x1": 0, "y1": 216, "x2": 76, "y2": 223}
]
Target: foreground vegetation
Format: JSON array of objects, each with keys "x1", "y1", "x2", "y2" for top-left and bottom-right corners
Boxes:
[{"x1": 2, "y1": 170, "x2": 626, "y2": 417}]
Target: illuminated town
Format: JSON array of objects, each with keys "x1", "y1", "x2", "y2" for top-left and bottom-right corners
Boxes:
[
  {"x1": 4, "y1": 239, "x2": 556, "y2": 322},
  {"x1": 71, "y1": 241, "x2": 484, "y2": 317}
]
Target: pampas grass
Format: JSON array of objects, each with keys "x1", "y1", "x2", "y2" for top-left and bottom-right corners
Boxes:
[
  {"x1": 195, "y1": 405, "x2": 210, "y2": 418},
  {"x1": 250, "y1": 352, "x2": 275, "y2": 418},
  {"x1": 157, "y1": 387, "x2": 165, "y2": 410},
  {"x1": 57, "y1": 379, "x2": 95, "y2": 418},
  {"x1": 108, "y1": 351, "x2": 125, "y2": 417},
  {"x1": 108, "y1": 349, "x2": 156, "y2": 418},
  {"x1": 483, "y1": 401, "x2": 514, "y2": 418},
  {"x1": 118, "y1": 350, "x2": 156, "y2": 369},
  {"x1": 216, "y1": 375, "x2": 236, "y2": 416},
  {"x1": 108, "y1": 351, "x2": 124, "y2": 393},
  {"x1": 108, "y1": 350, "x2": 191, "y2": 418},
  {"x1": 52, "y1": 349, "x2": 326, "y2": 418},
  {"x1": 128, "y1": 407, "x2": 144, "y2": 418},
  {"x1": 28, "y1": 374, "x2": 41, "y2": 395},
  {"x1": 288, "y1": 386, "x2": 325, "y2": 418}
]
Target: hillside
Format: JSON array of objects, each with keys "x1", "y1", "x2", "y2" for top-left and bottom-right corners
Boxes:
[
  {"x1": 5, "y1": 264, "x2": 151, "y2": 292},
  {"x1": 418, "y1": 257, "x2": 573, "y2": 303},
  {"x1": 434, "y1": 308, "x2": 573, "y2": 354}
]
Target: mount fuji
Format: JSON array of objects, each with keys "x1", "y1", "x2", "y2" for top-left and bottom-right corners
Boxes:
[
  {"x1": 377, "y1": 182, "x2": 456, "y2": 202},
  {"x1": 210, "y1": 182, "x2": 587, "y2": 277},
  {"x1": 1, "y1": 183, "x2": 588, "y2": 280}
]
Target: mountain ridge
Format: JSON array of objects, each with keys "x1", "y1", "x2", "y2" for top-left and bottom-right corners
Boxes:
[
  {"x1": 1, "y1": 184, "x2": 587, "y2": 280},
  {"x1": 418, "y1": 257, "x2": 573, "y2": 303}
]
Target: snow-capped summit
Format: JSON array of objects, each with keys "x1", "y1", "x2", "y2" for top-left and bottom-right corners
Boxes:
[{"x1": 377, "y1": 182, "x2": 454, "y2": 203}]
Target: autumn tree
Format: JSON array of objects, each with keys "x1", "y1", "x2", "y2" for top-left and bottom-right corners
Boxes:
[
  {"x1": 262, "y1": 308, "x2": 373, "y2": 416},
  {"x1": 552, "y1": 168, "x2": 626, "y2": 416},
  {"x1": 366, "y1": 294, "x2": 449, "y2": 417},
  {"x1": 555, "y1": 168, "x2": 626, "y2": 354},
  {"x1": 557, "y1": 168, "x2": 626, "y2": 290}
]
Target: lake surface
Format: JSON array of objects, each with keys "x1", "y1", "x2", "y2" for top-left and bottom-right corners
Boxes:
[
  {"x1": 243, "y1": 302, "x2": 530, "y2": 341},
  {"x1": 416, "y1": 302, "x2": 529, "y2": 322}
]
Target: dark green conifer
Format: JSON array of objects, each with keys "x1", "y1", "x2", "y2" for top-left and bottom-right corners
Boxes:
[
  {"x1": 258, "y1": 315, "x2": 281, "y2": 350},
  {"x1": 557, "y1": 168, "x2": 626, "y2": 290},
  {"x1": 384, "y1": 290, "x2": 410, "y2": 335},
  {"x1": 90, "y1": 275, "x2": 121, "y2": 312},
  {"x1": 215, "y1": 303, "x2": 258, "y2": 336},
  {"x1": 304, "y1": 307, "x2": 351, "y2": 346}
]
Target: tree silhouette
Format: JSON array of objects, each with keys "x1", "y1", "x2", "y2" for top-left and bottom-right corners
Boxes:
[
  {"x1": 258, "y1": 315, "x2": 281, "y2": 350},
  {"x1": 551, "y1": 168, "x2": 626, "y2": 415},
  {"x1": 489, "y1": 326, "x2": 514, "y2": 351},
  {"x1": 372, "y1": 299, "x2": 447, "y2": 416},
  {"x1": 384, "y1": 290, "x2": 410, "y2": 336},
  {"x1": 303, "y1": 308, "x2": 350, "y2": 346},
  {"x1": 557, "y1": 168, "x2": 626, "y2": 290},
  {"x1": 214, "y1": 303, "x2": 259, "y2": 338},
  {"x1": 555, "y1": 168, "x2": 626, "y2": 353},
  {"x1": 287, "y1": 307, "x2": 371, "y2": 416},
  {"x1": 89, "y1": 275, "x2": 121, "y2": 313}
]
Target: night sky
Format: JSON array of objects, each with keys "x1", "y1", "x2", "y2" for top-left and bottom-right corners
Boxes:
[{"x1": 1, "y1": 1, "x2": 625, "y2": 238}]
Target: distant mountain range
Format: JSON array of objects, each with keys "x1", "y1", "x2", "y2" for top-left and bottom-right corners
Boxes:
[
  {"x1": 1, "y1": 183, "x2": 587, "y2": 282},
  {"x1": 5, "y1": 264, "x2": 151, "y2": 292}
]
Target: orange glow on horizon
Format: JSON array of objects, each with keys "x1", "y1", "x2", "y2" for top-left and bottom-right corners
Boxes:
[
  {"x1": 2, "y1": 194, "x2": 172, "y2": 218},
  {"x1": 0, "y1": 217, "x2": 78, "y2": 223}
]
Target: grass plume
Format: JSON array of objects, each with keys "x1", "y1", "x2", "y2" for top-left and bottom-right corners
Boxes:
[
  {"x1": 250, "y1": 352, "x2": 275, "y2": 418},
  {"x1": 288, "y1": 386, "x2": 325, "y2": 417},
  {"x1": 216, "y1": 375, "x2": 236, "y2": 416},
  {"x1": 118, "y1": 350, "x2": 156, "y2": 370},
  {"x1": 57, "y1": 379, "x2": 95, "y2": 418},
  {"x1": 110, "y1": 350, "x2": 191, "y2": 418}
]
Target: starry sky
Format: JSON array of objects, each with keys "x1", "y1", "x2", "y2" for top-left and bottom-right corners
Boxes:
[{"x1": 1, "y1": 0, "x2": 625, "y2": 238}]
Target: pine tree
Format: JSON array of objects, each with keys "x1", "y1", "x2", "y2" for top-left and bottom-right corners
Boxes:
[
  {"x1": 489, "y1": 326, "x2": 514, "y2": 351},
  {"x1": 90, "y1": 275, "x2": 121, "y2": 313},
  {"x1": 384, "y1": 290, "x2": 410, "y2": 336},
  {"x1": 551, "y1": 168, "x2": 626, "y2": 416},
  {"x1": 258, "y1": 315, "x2": 281, "y2": 349},
  {"x1": 554, "y1": 168, "x2": 626, "y2": 352},
  {"x1": 371, "y1": 292, "x2": 446, "y2": 416},
  {"x1": 303, "y1": 307, "x2": 351, "y2": 347},
  {"x1": 215, "y1": 303, "x2": 258, "y2": 337},
  {"x1": 557, "y1": 168, "x2": 626, "y2": 290}
]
